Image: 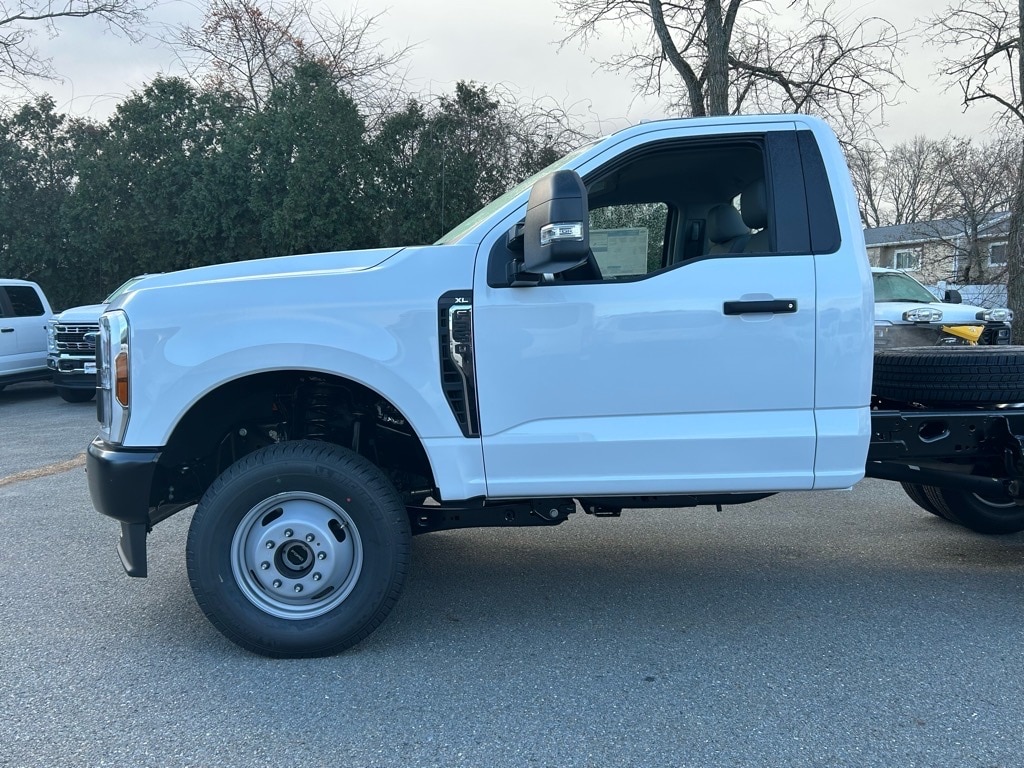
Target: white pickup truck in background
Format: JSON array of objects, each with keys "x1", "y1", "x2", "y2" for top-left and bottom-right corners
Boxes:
[
  {"x1": 0, "y1": 279, "x2": 53, "y2": 392},
  {"x1": 85, "y1": 115, "x2": 1024, "y2": 658},
  {"x1": 47, "y1": 276, "x2": 149, "y2": 403},
  {"x1": 872, "y1": 266, "x2": 1012, "y2": 348}
]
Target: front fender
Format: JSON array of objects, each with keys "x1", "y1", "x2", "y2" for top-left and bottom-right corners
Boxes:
[{"x1": 119, "y1": 247, "x2": 478, "y2": 448}]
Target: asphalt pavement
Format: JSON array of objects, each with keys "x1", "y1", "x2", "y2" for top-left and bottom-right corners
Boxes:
[{"x1": 2, "y1": 380, "x2": 1023, "y2": 767}]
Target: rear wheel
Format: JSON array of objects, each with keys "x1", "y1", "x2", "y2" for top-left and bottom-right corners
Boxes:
[
  {"x1": 923, "y1": 485, "x2": 1024, "y2": 535},
  {"x1": 186, "y1": 440, "x2": 411, "y2": 657},
  {"x1": 900, "y1": 482, "x2": 944, "y2": 518}
]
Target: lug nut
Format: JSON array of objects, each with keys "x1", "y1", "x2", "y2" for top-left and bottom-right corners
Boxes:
[
  {"x1": 305, "y1": 534, "x2": 315, "y2": 542},
  {"x1": 317, "y1": 552, "x2": 326, "y2": 560},
  {"x1": 284, "y1": 529, "x2": 293, "y2": 538},
  {"x1": 312, "y1": 573, "x2": 322, "y2": 582},
  {"x1": 294, "y1": 585, "x2": 303, "y2": 593},
  {"x1": 260, "y1": 561, "x2": 270, "y2": 570},
  {"x1": 266, "y1": 541, "x2": 275, "y2": 549},
  {"x1": 272, "y1": 579, "x2": 282, "y2": 588}
]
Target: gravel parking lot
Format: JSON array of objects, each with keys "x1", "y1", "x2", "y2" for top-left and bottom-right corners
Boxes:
[{"x1": 2, "y1": 380, "x2": 1024, "y2": 767}]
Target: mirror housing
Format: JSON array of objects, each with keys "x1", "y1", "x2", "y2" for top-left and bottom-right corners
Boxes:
[
  {"x1": 944, "y1": 289, "x2": 963, "y2": 304},
  {"x1": 522, "y1": 170, "x2": 590, "y2": 275}
]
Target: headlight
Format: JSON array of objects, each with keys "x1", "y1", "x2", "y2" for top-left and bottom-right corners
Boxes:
[
  {"x1": 98, "y1": 310, "x2": 130, "y2": 444},
  {"x1": 977, "y1": 307, "x2": 1012, "y2": 323},
  {"x1": 46, "y1": 321, "x2": 57, "y2": 353},
  {"x1": 903, "y1": 307, "x2": 943, "y2": 323}
]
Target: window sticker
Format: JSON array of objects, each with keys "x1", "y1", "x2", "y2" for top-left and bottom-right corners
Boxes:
[{"x1": 591, "y1": 228, "x2": 650, "y2": 277}]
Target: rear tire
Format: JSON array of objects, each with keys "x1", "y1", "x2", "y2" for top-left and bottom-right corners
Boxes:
[
  {"x1": 900, "y1": 482, "x2": 944, "y2": 518},
  {"x1": 187, "y1": 440, "x2": 411, "y2": 657},
  {"x1": 923, "y1": 485, "x2": 1024, "y2": 535}
]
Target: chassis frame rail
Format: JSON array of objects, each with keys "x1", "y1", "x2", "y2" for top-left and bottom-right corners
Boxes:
[{"x1": 866, "y1": 408, "x2": 1024, "y2": 498}]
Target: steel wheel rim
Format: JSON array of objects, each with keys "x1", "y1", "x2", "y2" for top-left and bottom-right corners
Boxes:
[
  {"x1": 230, "y1": 491, "x2": 363, "y2": 620},
  {"x1": 971, "y1": 492, "x2": 1016, "y2": 510}
]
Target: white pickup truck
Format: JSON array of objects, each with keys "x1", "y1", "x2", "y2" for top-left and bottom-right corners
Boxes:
[
  {"x1": 872, "y1": 267, "x2": 1012, "y2": 348},
  {"x1": 86, "y1": 115, "x2": 1024, "y2": 658},
  {"x1": 0, "y1": 279, "x2": 53, "y2": 392},
  {"x1": 47, "y1": 276, "x2": 149, "y2": 402}
]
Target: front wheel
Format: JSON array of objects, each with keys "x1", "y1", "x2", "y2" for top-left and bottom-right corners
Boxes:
[
  {"x1": 186, "y1": 440, "x2": 411, "y2": 657},
  {"x1": 57, "y1": 386, "x2": 95, "y2": 403},
  {"x1": 923, "y1": 485, "x2": 1024, "y2": 535}
]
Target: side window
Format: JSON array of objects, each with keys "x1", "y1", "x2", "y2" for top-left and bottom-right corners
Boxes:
[
  {"x1": 580, "y1": 137, "x2": 774, "y2": 282},
  {"x1": 486, "y1": 131, "x2": 818, "y2": 288},
  {"x1": 990, "y1": 242, "x2": 1008, "y2": 267},
  {"x1": 893, "y1": 248, "x2": 922, "y2": 272},
  {"x1": 589, "y1": 203, "x2": 668, "y2": 278},
  {"x1": 3, "y1": 286, "x2": 45, "y2": 317}
]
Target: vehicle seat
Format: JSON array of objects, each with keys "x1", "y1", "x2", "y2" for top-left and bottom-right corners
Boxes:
[
  {"x1": 706, "y1": 204, "x2": 750, "y2": 254},
  {"x1": 741, "y1": 180, "x2": 770, "y2": 253}
]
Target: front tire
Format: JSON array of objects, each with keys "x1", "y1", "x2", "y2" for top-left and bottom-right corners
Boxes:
[
  {"x1": 186, "y1": 440, "x2": 411, "y2": 657},
  {"x1": 57, "y1": 386, "x2": 95, "y2": 403}
]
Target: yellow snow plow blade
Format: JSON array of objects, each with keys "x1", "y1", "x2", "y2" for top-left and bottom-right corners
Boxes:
[{"x1": 942, "y1": 325, "x2": 984, "y2": 344}]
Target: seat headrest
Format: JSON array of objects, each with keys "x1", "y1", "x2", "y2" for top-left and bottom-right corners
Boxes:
[
  {"x1": 741, "y1": 180, "x2": 768, "y2": 230},
  {"x1": 707, "y1": 204, "x2": 749, "y2": 244}
]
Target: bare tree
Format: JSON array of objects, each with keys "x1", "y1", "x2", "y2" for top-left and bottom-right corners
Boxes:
[
  {"x1": 172, "y1": 0, "x2": 409, "y2": 120},
  {"x1": 0, "y1": 0, "x2": 150, "y2": 91},
  {"x1": 848, "y1": 137, "x2": 957, "y2": 228},
  {"x1": 928, "y1": 0, "x2": 1024, "y2": 339},
  {"x1": 888, "y1": 138, "x2": 959, "y2": 226},
  {"x1": 556, "y1": 0, "x2": 904, "y2": 141},
  {"x1": 933, "y1": 136, "x2": 1017, "y2": 284},
  {"x1": 846, "y1": 140, "x2": 887, "y2": 227}
]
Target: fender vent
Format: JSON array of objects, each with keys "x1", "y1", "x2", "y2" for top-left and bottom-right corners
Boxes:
[{"x1": 438, "y1": 291, "x2": 479, "y2": 437}]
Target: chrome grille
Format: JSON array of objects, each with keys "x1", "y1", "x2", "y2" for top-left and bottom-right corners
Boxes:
[{"x1": 55, "y1": 323, "x2": 99, "y2": 352}]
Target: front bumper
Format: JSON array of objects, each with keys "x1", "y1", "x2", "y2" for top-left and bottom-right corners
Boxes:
[
  {"x1": 48, "y1": 355, "x2": 97, "y2": 389},
  {"x1": 86, "y1": 438, "x2": 161, "y2": 577},
  {"x1": 874, "y1": 321, "x2": 1011, "y2": 348}
]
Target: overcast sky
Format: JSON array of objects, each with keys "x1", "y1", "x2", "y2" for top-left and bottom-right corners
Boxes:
[{"x1": 12, "y1": 0, "x2": 1002, "y2": 145}]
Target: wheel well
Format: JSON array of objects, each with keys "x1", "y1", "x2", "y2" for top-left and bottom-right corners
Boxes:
[{"x1": 150, "y1": 371, "x2": 435, "y2": 515}]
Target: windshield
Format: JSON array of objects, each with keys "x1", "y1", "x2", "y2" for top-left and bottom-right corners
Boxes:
[
  {"x1": 104, "y1": 275, "x2": 148, "y2": 303},
  {"x1": 872, "y1": 271, "x2": 938, "y2": 303},
  {"x1": 434, "y1": 141, "x2": 599, "y2": 245}
]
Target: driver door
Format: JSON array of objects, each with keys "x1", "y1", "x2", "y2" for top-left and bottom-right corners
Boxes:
[{"x1": 472, "y1": 125, "x2": 818, "y2": 499}]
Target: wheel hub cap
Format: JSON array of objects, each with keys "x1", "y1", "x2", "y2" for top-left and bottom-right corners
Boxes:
[{"x1": 231, "y1": 491, "x2": 363, "y2": 620}]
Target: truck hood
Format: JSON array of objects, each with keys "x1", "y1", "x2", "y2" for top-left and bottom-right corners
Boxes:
[
  {"x1": 54, "y1": 303, "x2": 106, "y2": 324},
  {"x1": 875, "y1": 301, "x2": 991, "y2": 324},
  {"x1": 115, "y1": 247, "x2": 405, "y2": 300}
]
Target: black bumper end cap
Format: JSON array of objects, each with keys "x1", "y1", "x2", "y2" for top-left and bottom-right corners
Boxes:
[
  {"x1": 117, "y1": 522, "x2": 148, "y2": 577},
  {"x1": 86, "y1": 438, "x2": 160, "y2": 526}
]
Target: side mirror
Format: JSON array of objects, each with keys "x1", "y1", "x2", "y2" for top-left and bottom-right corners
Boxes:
[
  {"x1": 944, "y1": 289, "x2": 962, "y2": 304},
  {"x1": 521, "y1": 170, "x2": 590, "y2": 275}
]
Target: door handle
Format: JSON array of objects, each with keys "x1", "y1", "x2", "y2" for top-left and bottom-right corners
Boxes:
[
  {"x1": 1, "y1": 327, "x2": 14, "y2": 333},
  {"x1": 723, "y1": 299, "x2": 798, "y2": 315}
]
